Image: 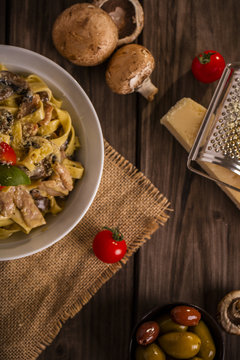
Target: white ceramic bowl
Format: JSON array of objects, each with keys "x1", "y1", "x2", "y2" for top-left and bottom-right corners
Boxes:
[{"x1": 0, "y1": 45, "x2": 104, "y2": 260}]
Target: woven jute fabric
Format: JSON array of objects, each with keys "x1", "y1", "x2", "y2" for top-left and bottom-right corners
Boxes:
[{"x1": 0, "y1": 141, "x2": 170, "y2": 360}]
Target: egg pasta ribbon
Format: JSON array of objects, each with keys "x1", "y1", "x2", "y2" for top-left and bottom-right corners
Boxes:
[{"x1": 0, "y1": 66, "x2": 84, "y2": 239}]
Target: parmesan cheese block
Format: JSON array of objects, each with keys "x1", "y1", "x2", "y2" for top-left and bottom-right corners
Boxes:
[{"x1": 160, "y1": 97, "x2": 240, "y2": 209}]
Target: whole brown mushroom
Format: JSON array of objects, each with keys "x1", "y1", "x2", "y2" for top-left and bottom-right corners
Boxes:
[
  {"x1": 93, "y1": 0, "x2": 144, "y2": 46},
  {"x1": 105, "y1": 44, "x2": 158, "y2": 101},
  {"x1": 52, "y1": 3, "x2": 118, "y2": 66},
  {"x1": 217, "y1": 290, "x2": 240, "y2": 335}
]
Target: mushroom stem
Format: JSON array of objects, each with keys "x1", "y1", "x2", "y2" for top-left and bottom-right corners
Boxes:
[
  {"x1": 136, "y1": 77, "x2": 158, "y2": 101},
  {"x1": 93, "y1": 0, "x2": 144, "y2": 46}
]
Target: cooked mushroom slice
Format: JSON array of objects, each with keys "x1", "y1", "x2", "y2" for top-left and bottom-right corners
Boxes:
[
  {"x1": 0, "y1": 85, "x2": 14, "y2": 101},
  {"x1": 0, "y1": 71, "x2": 31, "y2": 97},
  {"x1": 106, "y1": 44, "x2": 158, "y2": 101},
  {"x1": 217, "y1": 290, "x2": 240, "y2": 335},
  {"x1": 30, "y1": 189, "x2": 50, "y2": 212},
  {"x1": 93, "y1": 0, "x2": 144, "y2": 46},
  {"x1": 16, "y1": 159, "x2": 52, "y2": 181},
  {"x1": 52, "y1": 3, "x2": 118, "y2": 66},
  {"x1": 37, "y1": 91, "x2": 49, "y2": 103},
  {"x1": 0, "y1": 109, "x2": 14, "y2": 134},
  {"x1": 29, "y1": 157, "x2": 53, "y2": 181},
  {"x1": 17, "y1": 94, "x2": 40, "y2": 119}
]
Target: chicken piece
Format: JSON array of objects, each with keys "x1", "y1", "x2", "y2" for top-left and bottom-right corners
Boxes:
[
  {"x1": 60, "y1": 149, "x2": 67, "y2": 162},
  {"x1": 17, "y1": 94, "x2": 40, "y2": 119},
  {"x1": 38, "y1": 162, "x2": 73, "y2": 196},
  {"x1": 13, "y1": 186, "x2": 46, "y2": 228},
  {"x1": 54, "y1": 163, "x2": 73, "y2": 191},
  {"x1": 0, "y1": 187, "x2": 15, "y2": 217},
  {"x1": 39, "y1": 103, "x2": 53, "y2": 126},
  {"x1": 38, "y1": 178, "x2": 69, "y2": 197}
]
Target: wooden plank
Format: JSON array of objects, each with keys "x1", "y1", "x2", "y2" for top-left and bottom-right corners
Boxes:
[
  {"x1": 136, "y1": 0, "x2": 240, "y2": 358},
  {"x1": 0, "y1": 0, "x2": 6, "y2": 44},
  {"x1": 4, "y1": 0, "x2": 240, "y2": 359},
  {"x1": 7, "y1": 1, "x2": 137, "y2": 359}
]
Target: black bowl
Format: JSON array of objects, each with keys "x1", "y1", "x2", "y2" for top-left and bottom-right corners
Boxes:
[{"x1": 129, "y1": 302, "x2": 225, "y2": 360}]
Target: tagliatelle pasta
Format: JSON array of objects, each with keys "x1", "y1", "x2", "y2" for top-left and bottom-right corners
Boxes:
[{"x1": 0, "y1": 65, "x2": 84, "y2": 239}]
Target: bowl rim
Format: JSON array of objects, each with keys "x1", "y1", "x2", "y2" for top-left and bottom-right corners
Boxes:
[
  {"x1": 129, "y1": 302, "x2": 225, "y2": 360},
  {"x1": 0, "y1": 45, "x2": 104, "y2": 260}
]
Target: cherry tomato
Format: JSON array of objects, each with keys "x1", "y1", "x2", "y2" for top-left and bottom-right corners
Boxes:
[
  {"x1": 191, "y1": 50, "x2": 225, "y2": 83},
  {"x1": 0, "y1": 142, "x2": 16, "y2": 165},
  {"x1": 170, "y1": 306, "x2": 201, "y2": 326},
  {"x1": 0, "y1": 142, "x2": 17, "y2": 190},
  {"x1": 92, "y1": 227, "x2": 127, "y2": 263}
]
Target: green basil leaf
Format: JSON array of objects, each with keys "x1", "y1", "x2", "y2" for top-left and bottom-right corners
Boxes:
[{"x1": 0, "y1": 165, "x2": 31, "y2": 186}]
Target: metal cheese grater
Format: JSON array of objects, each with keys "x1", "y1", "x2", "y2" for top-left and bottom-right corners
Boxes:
[{"x1": 188, "y1": 63, "x2": 240, "y2": 191}]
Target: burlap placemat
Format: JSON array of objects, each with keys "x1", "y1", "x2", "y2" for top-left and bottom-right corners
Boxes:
[{"x1": 0, "y1": 141, "x2": 170, "y2": 360}]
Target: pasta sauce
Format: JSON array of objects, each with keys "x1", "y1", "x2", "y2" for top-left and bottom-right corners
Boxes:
[{"x1": 0, "y1": 65, "x2": 84, "y2": 238}]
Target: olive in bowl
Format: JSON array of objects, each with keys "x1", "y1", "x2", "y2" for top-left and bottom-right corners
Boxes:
[{"x1": 129, "y1": 302, "x2": 225, "y2": 360}]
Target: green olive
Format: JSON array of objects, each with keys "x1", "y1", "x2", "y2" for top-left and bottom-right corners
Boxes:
[
  {"x1": 158, "y1": 331, "x2": 201, "y2": 359},
  {"x1": 190, "y1": 357, "x2": 204, "y2": 360},
  {"x1": 135, "y1": 343, "x2": 166, "y2": 360},
  {"x1": 156, "y1": 314, "x2": 188, "y2": 334},
  {"x1": 191, "y1": 320, "x2": 216, "y2": 360}
]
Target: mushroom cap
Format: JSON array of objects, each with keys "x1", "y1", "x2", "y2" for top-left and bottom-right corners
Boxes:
[
  {"x1": 52, "y1": 3, "x2": 118, "y2": 66},
  {"x1": 93, "y1": 0, "x2": 144, "y2": 46},
  {"x1": 217, "y1": 290, "x2": 240, "y2": 335},
  {"x1": 106, "y1": 44, "x2": 155, "y2": 94}
]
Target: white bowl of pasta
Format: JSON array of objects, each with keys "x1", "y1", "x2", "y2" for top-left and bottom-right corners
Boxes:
[{"x1": 0, "y1": 45, "x2": 104, "y2": 260}]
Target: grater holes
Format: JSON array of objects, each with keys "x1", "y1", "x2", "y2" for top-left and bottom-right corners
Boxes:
[{"x1": 205, "y1": 74, "x2": 240, "y2": 160}]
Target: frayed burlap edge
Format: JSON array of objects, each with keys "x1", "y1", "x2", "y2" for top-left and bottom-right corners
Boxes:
[{"x1": 27, "y1": 140, "x2": 171, "y2": 359}]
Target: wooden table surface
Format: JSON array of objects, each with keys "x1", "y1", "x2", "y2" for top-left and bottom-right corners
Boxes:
[{"x1": 1, "y1": 0, "x2": 240, "y2": 358}]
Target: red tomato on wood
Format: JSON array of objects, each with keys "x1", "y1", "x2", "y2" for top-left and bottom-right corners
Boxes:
[
  {"x1": 191, "y1": 50, "x2": 225, "y2": 83},
  {"x1": 92, "y1": 227, "x2": 127, "y2": 263},
  {"x1": 0, "y1": 142, "x2": 16, "y2": 165},
  {"x1": 171, "y1": 306, "x2": 201, "y2": 326}
]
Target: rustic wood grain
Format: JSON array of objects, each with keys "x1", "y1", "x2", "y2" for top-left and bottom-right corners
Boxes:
[
  {"x1": 6, "y1": 1, "x2": 136, "y2": 359},
  {"x1": 1, "y1": 0, "x2": 240, "y2": 358},
  {"x1": 0, "y1": 0, "x2": 6, "y2": 43},
  {"x1": 137, "y1": 0, "x2": 240, "y2": 359}
]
